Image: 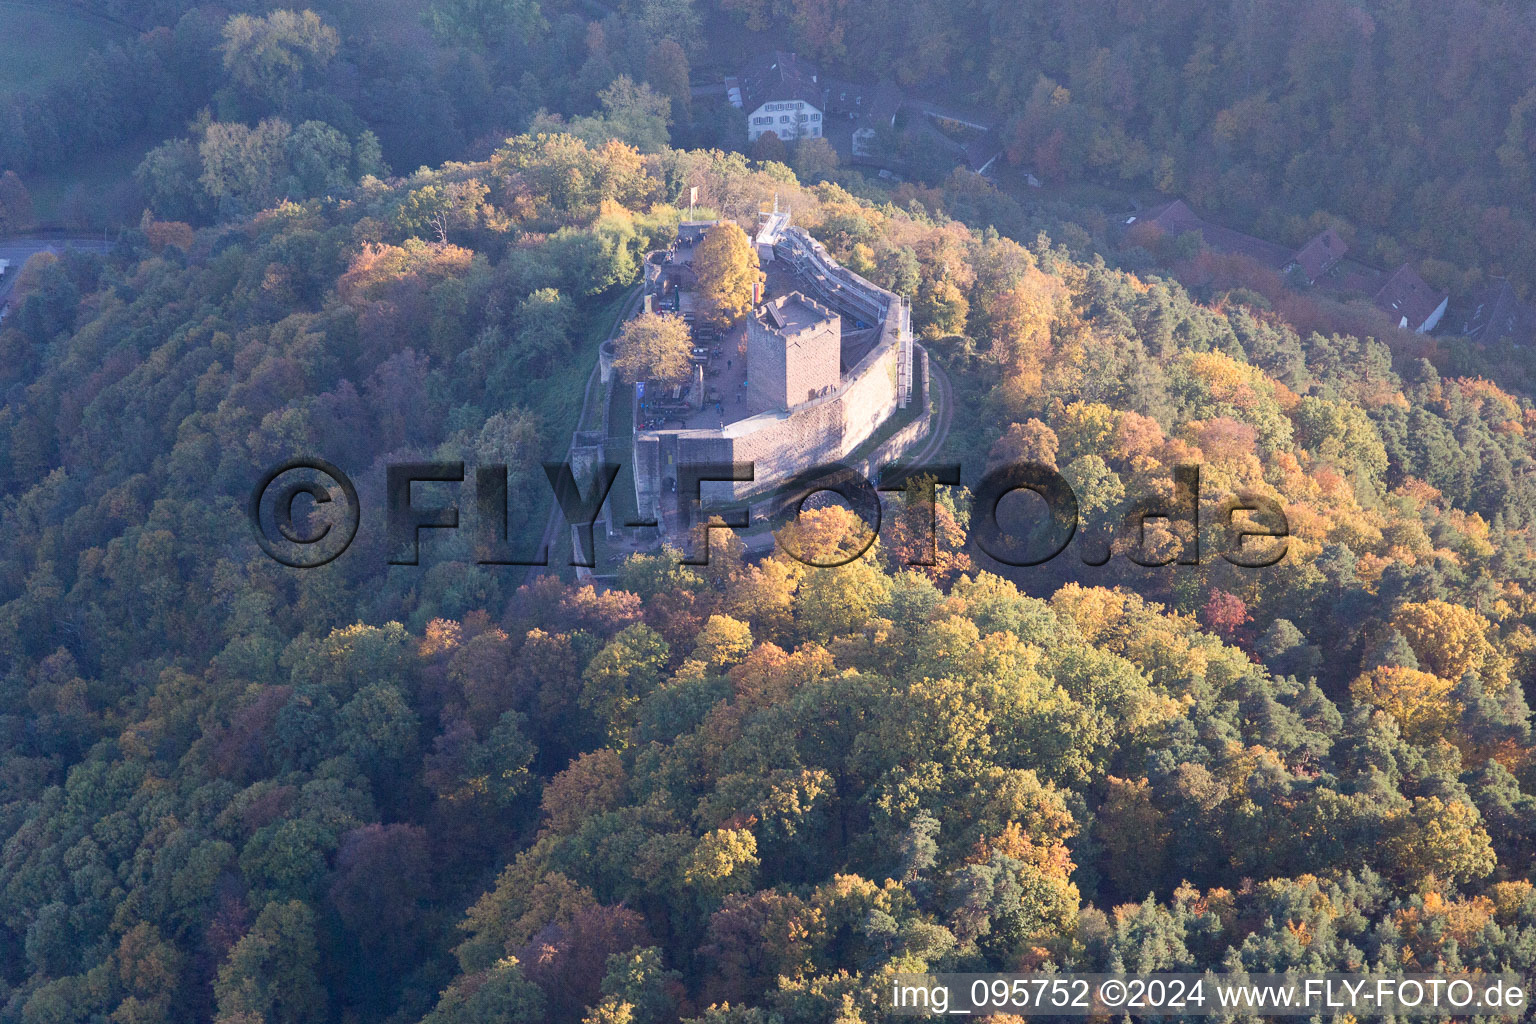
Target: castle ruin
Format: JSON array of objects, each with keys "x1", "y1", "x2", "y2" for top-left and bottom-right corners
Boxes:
[{"x1": 611, "y1": 210, "x2": 926, "y2": 544}]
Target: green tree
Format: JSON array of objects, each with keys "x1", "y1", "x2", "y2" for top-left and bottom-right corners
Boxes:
[
  {"x1": 510, "y1": 287, "x2": 574, "y2": 367},
  {"x1": 136, "y1": 139, "x2": 212, "y2": 222},
  {"x1": 353, "y1": 129, "x2": 389, "y2": 179},
  {"x1": 214, "y1": 901, "x2": 324, "y2": 1024},
  {"x1": 220, "y1": 10, "x2": 339, "y2": 107},
  {"x1": 0, "y1": 170, "x2": 35, "y2": 234},
  {"x1": 580, "y1": 623, "x2": 670, "y2": 744},
  {"x1": 284, "y1": 120, "x2": 352, "y2": 197},
  {"x1": 582, "y1": 77, "x2": 672, "y2": 154},
  {"x1": 427, "y1": 0, "x2": 543, "y2": 46}
]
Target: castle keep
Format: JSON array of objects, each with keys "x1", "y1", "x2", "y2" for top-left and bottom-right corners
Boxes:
[
  {"x1": 623, "y1": 212, "x2": 923, "y2": 540},
  {"x1": 747, "y1": 292, "x2": 840, "y2": 410}
]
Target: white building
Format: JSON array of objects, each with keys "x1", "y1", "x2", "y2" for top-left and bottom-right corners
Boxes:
[{"x1": 728, "y1": 52, "x2": 825, "y2": 144}]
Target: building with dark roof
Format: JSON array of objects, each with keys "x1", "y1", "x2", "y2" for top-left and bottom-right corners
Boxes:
[
  {"x1": 845, "y1": 80, "x2": 903, "y2": 158},
  {"x1": 731, "y1": 51, "x2": 827, "y2": 144},
  {"x1": 1373, "y1": 264, "x2": 1448, "y2": 333},
  {"x1": 1289, "y1": 228, "x2": 1348, "y2": 284},
  {"x1": 1130, "y1": 200, "x2": 1294, "y2": 268},
  {"x1": 748, "y1": 292, "x2": 840, "y2": 410},
  {"x1": 1459, "y1": 278, "x2": 1535, "y2": 345}
]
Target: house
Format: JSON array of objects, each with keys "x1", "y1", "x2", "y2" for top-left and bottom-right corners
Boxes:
[
  {"x1": 1288, "y1": 228, "x2": 1347, "y2": 284},
  {"x1": 1459, "y1": 278, "x2": 1535, "y2": 345},
  {"x1": 731, "y1": 52, "x2": 826, "y2": 144},
  {"x1": 847, "y1": 81, "x2": 903, "y2": 158},
  {"x1": 961, "y1": 135, "x2": 1003, "y2": 176},
  {"x1": 1373, "y1": 264, "x2": 1448, "y2": 333},
  {"x1": 1129, "y1": 200, "x2": 1294, "y2": 268},
  {"x1": 911, "y1": 100, "x2": 1003, "y2": 176}
]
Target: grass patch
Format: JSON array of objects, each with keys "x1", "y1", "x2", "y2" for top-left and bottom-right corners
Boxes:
[
  {"x1": 511, "y1": 284, "x2": 637, "y2": 579},
  {"x1": 526, "y1": 284, "x2": 636, "y2": 460},
  {"x1": 0, "y1": 2, "x2": 126, "y2": 95},
  {"x1": 846, "y1": 393, "x2": 925, "y2": 463}
]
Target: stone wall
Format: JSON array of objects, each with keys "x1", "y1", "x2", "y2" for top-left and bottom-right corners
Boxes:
[
  {"x1": 747, "y1": 292, "x2": 840, "y2": 411},
  {"x1": 630, "y1": 224, "x2": 918, "y2": 537}
]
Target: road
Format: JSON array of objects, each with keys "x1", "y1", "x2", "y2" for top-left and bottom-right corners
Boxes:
[
  {"x1": 903, "y1": 350, "x2": 953, "y2": 466},
  {"x1": 0, "y1": 236, "x2": 114, "y2": 313}
]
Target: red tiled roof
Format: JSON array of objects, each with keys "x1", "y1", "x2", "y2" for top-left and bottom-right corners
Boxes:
[
  {"x1": 1292, "y1": 228, "x2": 1347, "y2": 282},
  {"x1": 1137, "y1": 200, "x2": 1293, "y2": 268}
]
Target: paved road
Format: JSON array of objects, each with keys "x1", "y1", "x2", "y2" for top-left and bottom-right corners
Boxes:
[
  {"x1": 904, "y1": 351, "x2": 953, "y2": 466},
  {"x1": 0, "y1": 236, "x2": 114, "y2": 312}
]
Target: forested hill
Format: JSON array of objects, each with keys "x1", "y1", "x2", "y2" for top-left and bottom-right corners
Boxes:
[
  {"x1": 7, "y1": 0, "x2": 1536, "y2": 303},
  {"x1": 718, "y1": 0, "x2": 1536, "y2": 298},
  {"x1": 0, "y1": 127, "x2": 1535, "y2": 1022}
]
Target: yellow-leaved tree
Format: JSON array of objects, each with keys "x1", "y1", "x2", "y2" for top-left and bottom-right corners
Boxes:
[
  {"x1": 694, "y1": 221, "x2": 761, "y2": 325},
  {"x1": 615, "y1": 311, "x2": 693, "y2": 385},
  {"x1": 1350, "y1": 665, "x2": 1457, "y2": 742},
  {"x1": 1390, "y1": 600, "x2": 1505, "y2": 687}
]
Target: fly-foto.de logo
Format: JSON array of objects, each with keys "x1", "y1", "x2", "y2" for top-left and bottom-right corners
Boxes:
[{"x1": 248, "y1": 459, "x2": 1289, "y2": 569}]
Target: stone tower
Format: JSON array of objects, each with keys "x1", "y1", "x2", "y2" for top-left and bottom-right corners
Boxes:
[{"x1": 746, "y1": 291, "x2": 840, "y2": 411}]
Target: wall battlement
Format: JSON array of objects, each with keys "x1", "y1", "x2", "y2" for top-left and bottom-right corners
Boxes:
[{"x1": 629, "y1": 218, "x2": 918, "y2": 537}]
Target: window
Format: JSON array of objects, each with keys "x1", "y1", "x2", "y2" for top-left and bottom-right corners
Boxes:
[
  {"x1": 780, "y1": 115, "x2": 790, "y2": 123},
  {"x1": 811, "y1": 113, "x2": 821, "y2": 122}
]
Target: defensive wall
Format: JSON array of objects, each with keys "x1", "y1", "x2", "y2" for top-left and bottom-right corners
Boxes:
[{"x1": 631, "y1": 223, "x2": 918, "y2": 530}]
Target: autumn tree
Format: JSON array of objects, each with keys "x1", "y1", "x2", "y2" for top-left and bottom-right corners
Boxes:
[
  {"x1": 199, "y1": 118, "x2": 293, "y2": 214},
  {"x1": 219, "y1": 9, "x2": 339, "y2": 107},
  {"x1": 397, "y1": 179, "x2": 490, "y2": 243},
  {"x1": 750, "y1": 132, "x2": 788, "y2": 163},
  {"x1": 694, "y1": 221, "x2": 761, "y2": 325},
  {"x1": 1351, "y1": 666, "x2": 1456, "y2": 743},
  {"x1": 793, "y1": 137, "x2": 839, "y2": 182},
  {"x1": 646, "y1": 40, "x2": 692, "y2": 122},
  {"x1": 615, "y1": 311, "x2": 693, "y2": 385},
  {"x1": 1389, "y1": 600, "x2": 1500, "y2": 686}
]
